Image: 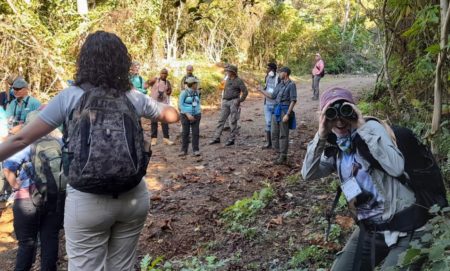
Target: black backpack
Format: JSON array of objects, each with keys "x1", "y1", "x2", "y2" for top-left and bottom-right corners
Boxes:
[
  {"x1": 325, "y1": 120, "x2": 447, "y2": 238},
  {"x1": 62, "y1": 84, "x2": 151, "y2": 196},
  {"x1": 354, "y1": 121, "x2": 448, "y2": 211}
]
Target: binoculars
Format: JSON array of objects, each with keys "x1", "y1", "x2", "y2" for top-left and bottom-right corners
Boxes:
[{"x1": 325, "y1": 102, "x2": 356, "y2": 120}]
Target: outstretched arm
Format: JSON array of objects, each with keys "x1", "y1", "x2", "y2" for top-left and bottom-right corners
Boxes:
[{"x1": 0, "y1": 117, "x2": 54, "y2": 161}]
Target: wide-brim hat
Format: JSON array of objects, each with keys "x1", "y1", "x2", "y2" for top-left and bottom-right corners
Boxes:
[
  {"x1": 185, "y1": 77, "x2": 199, "y2": 84},
  {"x1": 225, "y1": 65, "x2": 238, "y2": 74}
]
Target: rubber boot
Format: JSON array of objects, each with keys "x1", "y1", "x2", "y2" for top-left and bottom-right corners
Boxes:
[
  {"x1": 262, "y1": 131, "x2": 272, "y2": 149},
  {"x1": 274, "y1": 154, "x2": 287, "y2": 165}
]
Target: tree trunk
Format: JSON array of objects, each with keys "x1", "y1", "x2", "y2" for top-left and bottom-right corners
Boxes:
[
  {"x1": 431, "y1": 0, "x2": 450, "y2": 154},
  {"x1": 343, "y1": 0, "x2": 351, "y2": 35},
  {"x1": 381, "y1": 0, "x2": 399, "y2": 109}
]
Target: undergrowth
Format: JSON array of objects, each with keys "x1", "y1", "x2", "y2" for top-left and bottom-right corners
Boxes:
[{"x1": 220, "y1": 186, "x2": 275, "y2": 238}]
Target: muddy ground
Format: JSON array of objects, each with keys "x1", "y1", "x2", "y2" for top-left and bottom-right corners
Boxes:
[{"x1": 0, "y1": 75, "x2": 375, "y2": 270}]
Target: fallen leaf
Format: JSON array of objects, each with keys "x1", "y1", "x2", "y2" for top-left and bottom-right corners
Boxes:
[
  {"x1": 150, "y1": 195, "x2": 162, "y2": 201},
  {"x1": 161, "y1": 219, "x2": 173, "y2": 231},
  {"x1": 267, "y1": 215, "x2": 283, "y2": 229},
  {"x1": 317, "y1": 194, "x2": 328, "y2": 200},
  {"x1": 335, "y1": 215, "x2": 354, "y2": 229},
  {"x1": 195, "y1": 165, "x2": 205, "y2": 170}
]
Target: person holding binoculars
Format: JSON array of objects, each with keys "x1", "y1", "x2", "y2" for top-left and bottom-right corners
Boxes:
[{"x1": 301, "y1": 87, "x2": 422, "y2": 270}]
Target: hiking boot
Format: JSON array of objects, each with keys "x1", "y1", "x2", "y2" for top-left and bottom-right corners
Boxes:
[
  {"x1": 151, "y1": 138, "x2": 157, "y2": 146},
  {"x1": 178, "y1": 151, "x2": 187, "y2": 157},
  {"x1": 209, "y1": 138, "x2": 220, "y2": 145},
  {"x1": 163, "y1": 138, "x2": 175, "y2": 145},
  {"x1": 225, "y1": 140, "x2": 235, "y2": 146},
  {"x1": 274, "y1": 155, "x2": 287, "y2": 165},
  {"x1": 262, "y1": 131, "x2": 272, "y2": 149},
  {"x1": 193, "y1": 151, "x2": 201, "y2": 157}
]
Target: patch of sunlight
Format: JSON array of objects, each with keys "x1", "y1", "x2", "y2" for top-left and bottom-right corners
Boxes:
[
  {"x1": 145, "y1": 177, "x2": 164, "y2": 191},
  {"x1": 0, "y1": 208, "x2": 17, "y2": 252}
]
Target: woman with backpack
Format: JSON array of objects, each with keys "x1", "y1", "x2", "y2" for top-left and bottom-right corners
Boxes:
[
  {"x1": 301, "y1": 87, "x2": 425, "y2": 270},
  {"x1": 0, "y1": 31, "x2": 179, "y2": 271},
  {"x1": 178, "y1": 77, "x2": 202, "y2": 157}
]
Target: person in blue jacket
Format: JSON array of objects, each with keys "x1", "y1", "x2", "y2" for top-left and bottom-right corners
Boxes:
[{"x1": 178, "y1": 77, "x2": 202, "y2": 157}]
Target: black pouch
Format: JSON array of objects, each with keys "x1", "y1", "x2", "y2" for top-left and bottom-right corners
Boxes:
[{"x1": 61, "y1": 151, "x2": 73, "y2": 176}]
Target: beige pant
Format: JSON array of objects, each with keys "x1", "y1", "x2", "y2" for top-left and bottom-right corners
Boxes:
[
  {"x1": 64, "y1": 181, "x2": 150, "y2": 271},
  {"x1": 214, "y1": 98, "x2": 240, "y2": 141}
]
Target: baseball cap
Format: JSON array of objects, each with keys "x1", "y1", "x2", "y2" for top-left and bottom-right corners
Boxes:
[{"x1": 12, "y1": 78, "x2": 28, "y2": 89}]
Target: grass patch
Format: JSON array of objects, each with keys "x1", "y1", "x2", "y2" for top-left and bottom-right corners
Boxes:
[
  {"x1": 140, "y1": 255, "x2": 230, "y2": 271},
  {"x1": 286, "y1": 173, "x2": 300, "y2": 186},
  {"x1": 220, "y1": 186, "x2": 274, "y2": 237},
  {"x1": 289, "y1": 245, "x2": 328, "y2": 268}
]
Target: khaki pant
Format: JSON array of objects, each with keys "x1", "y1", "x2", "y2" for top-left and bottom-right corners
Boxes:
[
  {"x1": 271, "y1": 112, "x2": 289, "y2": 156},
  {"x1": 214, "y1": 98, "x2": 240, "y2": 141},
  {"x1": 64, "y1": 181, "x2": 149, "y2": 271}
]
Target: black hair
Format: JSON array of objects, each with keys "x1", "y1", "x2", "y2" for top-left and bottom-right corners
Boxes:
[
  {"x1": 74, "y1": 31, "x2": 131, "y2": 92},
  {"x1": 267, "y1": 62, "x2": 277, "y2": 71}
]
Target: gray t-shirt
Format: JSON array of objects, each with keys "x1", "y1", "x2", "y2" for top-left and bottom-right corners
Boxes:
[
  {"x1": 270, "y1": 79, "x2": 297, "y2": 105},
  {"x1": 39, "y1": 86, "x2": 162, "y2": 128}
]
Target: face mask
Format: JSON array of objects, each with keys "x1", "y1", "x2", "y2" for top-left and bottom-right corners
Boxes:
[{"x1": 268, "y1": 71, "x2": 275, "y2": 77}]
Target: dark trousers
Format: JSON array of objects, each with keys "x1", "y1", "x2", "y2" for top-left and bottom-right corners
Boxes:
[
  {"x1": 271, "y1": 113, "x2": 289, "y2": 156},
  {"x1": 13, "y1": 198, "x2": 63, "y2": 271},
  {"x1": 151, "y1": 122, "x2": 169, "y2": 139},
  {"x1": 331, "y1": 227, "x2": 424, "y2": 271},
  {"x1": 181, "y1": 114, "x2": 201, "y2": 153}
]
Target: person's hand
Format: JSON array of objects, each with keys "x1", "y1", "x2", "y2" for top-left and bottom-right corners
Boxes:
[
  {"x1": 186, "y1": 114, "x2": 195, "y2": 122},
  {"x1": 282, "y1": 114, "x2": 289, "y2": 123},
  {"x1": 343, "y1": 102, "x2": 365, "y2": 129},
  {"x1": 235, "y1": 99, "x2": 241, "y2": 107},
  {"x1": 9, "y1": 124, "x2": 23, "y2": 135},
  {"x1": 318, "y1": 103, "x2": 334, "y2": 139}
]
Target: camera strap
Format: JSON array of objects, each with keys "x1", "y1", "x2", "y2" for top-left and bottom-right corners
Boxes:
[{"x1": 13, "y1": 96, "x2": 30, "y2": 122}]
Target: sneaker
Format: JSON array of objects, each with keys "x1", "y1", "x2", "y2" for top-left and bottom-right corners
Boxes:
[
  {"x1": 151, "y1": 138, "x2": 157, "y2": 146},
  {"x1": 163, "y1": 138, "x2": 175, "y2": 145},
  {"x1": 209, "y1": 139, "x2": 220, "y2": 145},
  {"x1": 193, "y1": 151, "x2": 201, "y2": 157}
]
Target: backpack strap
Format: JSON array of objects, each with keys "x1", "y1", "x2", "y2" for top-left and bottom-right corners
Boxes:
[{"x1": 325, "y1": 187, "x2": 341, "y2": 242}]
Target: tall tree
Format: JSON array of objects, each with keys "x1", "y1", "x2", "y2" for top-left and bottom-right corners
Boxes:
[{"x1": 431, "y1": 0, "x2": 450, "y2": 153}]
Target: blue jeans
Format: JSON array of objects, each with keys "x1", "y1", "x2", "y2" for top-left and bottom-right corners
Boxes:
[{"x1": 264, "y1": 103, "x2": 275, "y2": 132}]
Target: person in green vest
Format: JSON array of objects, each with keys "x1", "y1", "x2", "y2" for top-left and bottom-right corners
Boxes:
[{"x1": 129, "y1": 61, "x2": 147, "y2": 94}]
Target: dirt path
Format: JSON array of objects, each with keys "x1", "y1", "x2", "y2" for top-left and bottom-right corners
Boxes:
[
  {"x1": 0, "y1": 75, "x2": 375, "y2": 270},
  {"x1": 138, "y1": 75, "x2": 376, "y2": 268}
]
